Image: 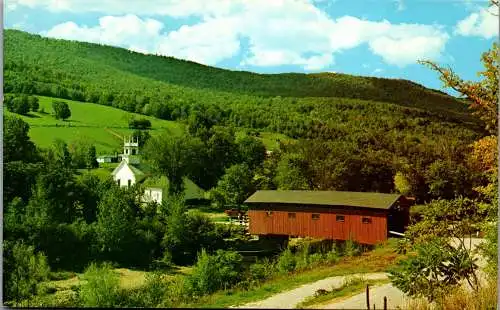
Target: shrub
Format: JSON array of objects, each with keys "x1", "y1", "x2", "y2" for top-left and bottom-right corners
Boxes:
[
  {"x1": 8, "y1": 96, "x2": 30, "y2": 115},
  {"x1": 188, "y1": 249, "x2": 243, "y2": 295},
  {"x1": 389, "y1": 237, "x2": 479, "y2": 302},
  {"x1": 3, "y1": 240, "x2": 50, "y2": 302},
  {"x1": 248, "y1": 262, "x2": 269, "y2": 282},
  {"x1": 295, "y1": 242, "x2": 312, "y2": 270},
  {"x1": 130, "y1": 272, "x2": 170, "y2": 307},
  {"x1": 129, "y1": 118, "x2": 152, "y2": 129},
  {"x1": 277, "y1": 248, "x2": 296, "y2": 274},
  {"x1": 78, "y1": 262, "x2": 121, "y2": 307},
  {"x1": 343, "y1": 238, "x2": 362, "y2": 257}
]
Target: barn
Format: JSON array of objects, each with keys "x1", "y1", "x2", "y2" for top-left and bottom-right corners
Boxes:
[{"x1": 244, "y1": 190, "x2": 411, "y2": 245}]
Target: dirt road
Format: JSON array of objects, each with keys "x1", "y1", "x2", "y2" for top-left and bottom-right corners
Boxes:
[
  {"x1": 233, "y1": 273, "x2": 388, "y2": 309},
  {"x1": 233, "y1": 238, "x2": 486, "y2": 309}
]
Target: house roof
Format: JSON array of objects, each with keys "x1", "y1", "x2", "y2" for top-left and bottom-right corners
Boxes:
[
  {"x1": 111, "y1": 160, "x2": 145, "y2": 178},
  {"x1": 244, "y1": 190, "x2": 402, "y2": 210}
]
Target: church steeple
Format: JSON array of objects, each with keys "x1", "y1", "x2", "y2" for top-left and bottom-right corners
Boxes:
[{"x1": 122, "y1": 136, "x2": 140, "y2": 164}]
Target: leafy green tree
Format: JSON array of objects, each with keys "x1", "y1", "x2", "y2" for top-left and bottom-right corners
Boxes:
[
  {"x1": 210, "y1": 164, "x2": 255, "y2": 208},
  {"x1": 237, "y1": 135, "x2": 266, "y2": 171},
  {"x1": 144, "y1": 133, "x2": 203, "y2": 194},
  {"x1": 8, "y1": 96, "x2": 30, "y2": 115},
  {"x1": 188, "y1": 249, "x2": 243, "y2": 295},
  {"x1": 94, "y1": 186, "x2": 139, "y2": 261},
  {"x1": 394, "y1": 172, "x2": 411, "y2": 195},
  {"x1": 132, "y1": 129, "x2": 151, "y2": 148},
  {"x1": 28, "y1": 96, "x2": 39, "y2": 112},
  {"x1": 3, "y1": 240, "x2": 50, "y2": 303},
  {"x1": 274, "y1": 153, "x2": 310, "y2": 190},
  {"x1": 47, "y1": 139, "x2": 72, "y2": 169},
  {"x1": 52, "y1": 100, "x2": 71, "y2": 120},
  {"x1": 4, "y1": 116, "x2": 37, "y2": 163},
  {"x1": 161, "y1": 200, "x2": 224, "y2": 265},
  {"x1": 85, "y1": 145, "x2": 98, "y2": 169}
]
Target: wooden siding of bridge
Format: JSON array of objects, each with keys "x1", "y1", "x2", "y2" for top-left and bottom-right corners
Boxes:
[{"x1": 248, "y1": 206, "x2": 388, "y2": 245}]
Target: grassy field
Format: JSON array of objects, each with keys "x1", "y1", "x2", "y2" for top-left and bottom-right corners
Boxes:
[
  {"x1": 6, "y1": 95, "x2": 292, "y2": 154},
  {"x1": 185, "y1": 239, "x2": 404, "y2": 308},
  {"x1": 5, "y1": 95, "x2": 184, "y2": 154},
  {"x1": 43, "y1": 266, "x2": 192, "y2": 295}
]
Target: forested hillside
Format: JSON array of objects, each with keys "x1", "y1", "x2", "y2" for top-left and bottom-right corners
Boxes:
[
  {"x1": 5, "y1": 29, "x2": 474, "y2": 123},
  {"x1": 4, "y1": 29, "x2": 487, "y2": 204}
]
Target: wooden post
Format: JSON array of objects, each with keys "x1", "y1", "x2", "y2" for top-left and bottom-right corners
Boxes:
[
  {"x1": 366, "y1": 285, "x2": 370, "y2": 310},
  {"x1": 383, "y1": 296, "x2": 387, "y2": 310},
  {"x1": 373, "y1": 304, "x2": 376, "y2": 310}
]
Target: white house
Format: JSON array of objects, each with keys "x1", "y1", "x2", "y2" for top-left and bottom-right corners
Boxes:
[
  {"x1": 111, "y1": 160, "x2": 145, "y2": 187},
  {"x1": 143, "y1": 187, "x2": 163, "y2": 204},
  {"x1": 111, "y1": 136, "x2": 164, "y2": 204}
]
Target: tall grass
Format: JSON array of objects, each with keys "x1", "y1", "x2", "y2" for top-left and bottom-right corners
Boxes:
[{"x1": 402, "y1": 278, "x2": 497, "y2": 310}]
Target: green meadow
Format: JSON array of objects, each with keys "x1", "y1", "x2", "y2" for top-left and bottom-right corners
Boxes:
[
  {"x1": 6, "y1": 95, "x2": 289, "y2": 154},
  {"x1": 5, "y1": 95, "x2": 185, "y2": 154}
]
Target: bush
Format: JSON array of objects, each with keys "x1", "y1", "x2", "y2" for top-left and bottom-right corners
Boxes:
[
  {"x1": 343, "y1": 238, "x2": 362, "y2": 257},
  {"x1": 277, "y1": 248, "x2": 296, "y2": 274},
  {"x1": 188, "y1": 249, "x2": 243, "y2": 295},
  {"x1": 129, "y1": 118, "x2": 152, "y2": 129},
  {"x1": 8, "y1": 96, "x2": 30, "y2": 115},
  {"x1": 3, "y1": 240, "x2": 50, "y2": 302},
  {"x1": 78, "y1": 262, "x2": 121, "y2": 307}
]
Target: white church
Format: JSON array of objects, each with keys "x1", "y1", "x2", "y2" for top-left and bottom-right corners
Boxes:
[{"x1": 111, "y1": 136, "x2": 163, "y2": 204}]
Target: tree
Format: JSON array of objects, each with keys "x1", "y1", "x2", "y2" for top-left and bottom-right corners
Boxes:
[
  {"x1": 85, "y1": 145, "x2": 99, "y2": 169},
  {"x1": 420, "y1": 43, "x2": 498, "y2": 135},
  {"x1": 4, "y1": 116, "x2": 37, "y2": 163},
  {"x1": 274, "y1": 153, "x2": 310, "y2": 190},
  {"x1": 144, "y1": 133, "x2": 203, "y2": 194},
  {"x1": 47, "y1": 139, "x2": 72, "y2": 169},
  {"x1": 237, "y1": 135, "x2": 267, "y2": 171},
  {"x1": 8, "y1": 96, "x2": 30, "y2": 115},
  {"x1": 3, "y1": 240, "x2": 50, "y2": 303},
  {"x1": 95, "y1": 186, "x2": 139, "y2": 260},
  {"x1": 52, "y1": 100, "x2": 71, "y2": 120},
  {"x1": 188, "y1": 249, "x2": 243, "y2": 295},
  {"x1": 28, "y1": 96, "x2": 39, "y2": 112},
  {"x1": 132, "y1": 129, "x2": 151, "y2": 148},
  {"x1": 210, "y1": 164, "x2": 255, "y2": 208}
]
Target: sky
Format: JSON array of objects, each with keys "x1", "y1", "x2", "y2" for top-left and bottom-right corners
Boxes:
[{"x1": 4, "y1": 0, "x2": 499, "y2": 93}]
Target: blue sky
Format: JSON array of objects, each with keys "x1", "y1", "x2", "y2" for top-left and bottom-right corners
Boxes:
[{"x1": 5, "y1": 0, "x2": 498, "y2": 94}]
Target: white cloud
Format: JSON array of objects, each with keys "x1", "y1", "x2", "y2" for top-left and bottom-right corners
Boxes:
[
  {"x1": 43, "y1": 15, "x2": 164, "y2": 53},
  {"x1": 39, "y1": 0, "x2": 450, "y2": 69},
  {"x1": 455, "y1": 6, "x2": 499, "y2": 39}
]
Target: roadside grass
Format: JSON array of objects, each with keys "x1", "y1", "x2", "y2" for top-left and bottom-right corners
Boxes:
[
  {"x1": 183, "y1": 239, "x2": 403, "y2": 308},
  {"x1": 400, "y1": 276, "x2": 497, "y2": 310},
  {"x1": 295, "y1": 277, "x2": 390, "y2": 309}
]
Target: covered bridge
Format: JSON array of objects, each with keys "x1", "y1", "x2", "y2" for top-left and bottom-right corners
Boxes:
[{"x1": 244, "y1": 190, "x2": 411, "y2": 245}]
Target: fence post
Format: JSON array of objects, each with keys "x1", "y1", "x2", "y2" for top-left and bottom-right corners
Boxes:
[
  {"x1": 383, "y1": 296, "x2": 387, "y2": 310},
  {"x1": 366, "y1": 285, "x2": 370, "y2": 310}
]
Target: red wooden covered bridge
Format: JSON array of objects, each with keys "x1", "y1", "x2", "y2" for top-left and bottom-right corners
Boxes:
[{"x1": 244, "y1": 190, "x2": 412, "y2": 245}]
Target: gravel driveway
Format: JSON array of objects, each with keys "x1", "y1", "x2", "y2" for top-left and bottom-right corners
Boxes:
[
  {"x1": 232, "y1": 238, "x2": 486, "y2": 309},
  {"x1": 232, "y1": 273, "x2": 388, "y2": 309},
  {"x1": 317, "y1": 283, "x2": 407, "y2": 309}
]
